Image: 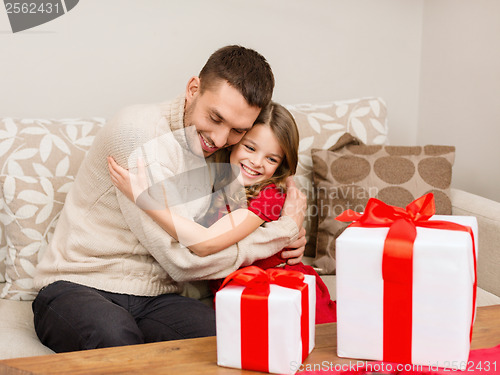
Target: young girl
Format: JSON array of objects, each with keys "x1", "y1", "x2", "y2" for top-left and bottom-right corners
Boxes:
[{"x1": 108, "y1": 102, "x2": 336, "y2": 323}]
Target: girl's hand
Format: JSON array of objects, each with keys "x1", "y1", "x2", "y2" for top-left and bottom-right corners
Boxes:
[{"x1": 107, "y1": 156, "x2": 148, "y2": 203}]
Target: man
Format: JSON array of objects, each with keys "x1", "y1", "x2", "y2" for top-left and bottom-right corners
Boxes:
[{"x1": 32, "y1": 45, "x2": 307, "y2": 353}]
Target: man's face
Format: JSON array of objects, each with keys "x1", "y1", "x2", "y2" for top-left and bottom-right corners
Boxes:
[{"x1": 184, "y1": 78, "x2": 261, "y2": 158}]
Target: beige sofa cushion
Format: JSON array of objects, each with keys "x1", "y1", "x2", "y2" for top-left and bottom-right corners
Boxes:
[
  {"x1": 285, "y1": 98, "x2": 388, "y2": 257},
  {"x1": 311, "y1": 134, "x2": 455, "y2": 274},
  {"x1": 0, "y1": 299, "x2": 54, "y2": 359}
]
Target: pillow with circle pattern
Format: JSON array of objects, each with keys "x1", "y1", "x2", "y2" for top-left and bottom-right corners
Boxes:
[{"x1": 311, "y1": 133, "x2": 455, "y2": 274}]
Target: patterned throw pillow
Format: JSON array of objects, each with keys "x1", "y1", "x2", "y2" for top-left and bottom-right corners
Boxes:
[
  {"x1": 0, "y1": 118, "x2": 104, "y2": 177},
  {"x1": 311, "y1": 133, "x2": 455, "y2": 274},
  {"x1": 285, "y1": 98, "x2": 388, "y2": 256},
  {"x1": 0, "y1": 176, "x2": 74, "y2": 300},
  {"x1": 0, "y1": 117, "x2": 104, "y2": 297}
]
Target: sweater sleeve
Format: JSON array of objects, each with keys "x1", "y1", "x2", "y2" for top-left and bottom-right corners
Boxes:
[{"x1": 116, "y1": 190, "x2": 299, "y2": 282}]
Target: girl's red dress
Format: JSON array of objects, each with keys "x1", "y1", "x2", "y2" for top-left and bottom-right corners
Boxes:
[{"x1": 209, "y1": 184, "x2": 337, "y2": 323}]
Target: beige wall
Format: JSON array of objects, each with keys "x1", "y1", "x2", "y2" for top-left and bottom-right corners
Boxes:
[
  {"x1": 418, "y1": 0, "x2": 500, "y2": 202},
  {"x1": 0, "y1": 0, "x2": 423, "y2": 142},
  {"x1": 1, "y1": 0, "x2": 498, "y2": 201}
]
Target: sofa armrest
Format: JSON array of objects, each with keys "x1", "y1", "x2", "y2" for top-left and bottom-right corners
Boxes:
[{"x1": 451, "y1": 188, "x2": 500, "y2": 298}]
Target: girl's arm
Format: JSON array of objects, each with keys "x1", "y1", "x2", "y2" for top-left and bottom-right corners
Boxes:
[{"x1": 107, "y1": 157, "x2": 265, "y2": 256}]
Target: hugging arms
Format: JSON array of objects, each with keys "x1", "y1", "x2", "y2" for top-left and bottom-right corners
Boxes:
[{"x1": 107, "y1": 101, "x2": 306, "y2": 265}]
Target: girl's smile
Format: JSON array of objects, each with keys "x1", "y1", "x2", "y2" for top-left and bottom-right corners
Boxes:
[{"x1": 229, "y1": 123, "x2": 284, "y2": 187}]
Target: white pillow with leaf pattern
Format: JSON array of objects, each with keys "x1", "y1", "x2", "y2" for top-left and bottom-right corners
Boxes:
[
  {"x1": 0, "y1": 117, "x2": 104, "y2": 299},
  {"x1": 0, "y1": 176, "x2": 73, "y2": 300},
  {"x1": 285, "y1": 97, "x2": 388, "y2": 259}
]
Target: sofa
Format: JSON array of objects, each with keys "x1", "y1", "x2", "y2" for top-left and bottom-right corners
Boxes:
[{"x1": 1, "y1": 97, "x2": 499, "y2": 360}]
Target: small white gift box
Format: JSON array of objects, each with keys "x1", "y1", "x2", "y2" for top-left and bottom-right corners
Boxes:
[{"x1": 216, "y1": 267, "x2": 316, "y2": 374}]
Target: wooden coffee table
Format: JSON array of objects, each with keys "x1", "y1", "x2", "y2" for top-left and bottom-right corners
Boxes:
[{"x1": 0, "y1": 305, "x2": 499, "y2": 375}]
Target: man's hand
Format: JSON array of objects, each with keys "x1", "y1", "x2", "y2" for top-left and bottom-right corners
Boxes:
[
  {"x1": 282, "y1": 177, "x2": 307, "y2": 228},
  {"x1": 281, "y1": 227, "x2": 306, "y2": 265},
  {"x1": 281, "y1": 177, "x2": 307, "y2": 265}
]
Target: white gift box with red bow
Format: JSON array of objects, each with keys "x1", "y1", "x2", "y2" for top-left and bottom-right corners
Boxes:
[
  {"x1": 336, "y1": 210, "x2": 478, "y2": 368},
  {"x1": 216, "y1": 267, "x2": 316, "y2": 374}
]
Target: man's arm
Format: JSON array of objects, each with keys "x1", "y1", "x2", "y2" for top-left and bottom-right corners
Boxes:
[
  {"x1": 115, "y1": 177, "x2": 306, "y2": 282},
  {"x1": 116, "y1": 189, "x2": 302, "y2": 281},
  {"x1": 234, "y1": 177, "x2": 306, "y2": 266}
]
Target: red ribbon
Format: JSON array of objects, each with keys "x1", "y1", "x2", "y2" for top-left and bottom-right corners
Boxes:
[
  {"x1": 219, "y1": 266, "x2": 310, "y2": 372},
  {"x1": 336, "y1": 193, "x2": 477, "y2": 364}
]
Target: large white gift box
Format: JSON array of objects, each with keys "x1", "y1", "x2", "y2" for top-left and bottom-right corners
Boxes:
[
  {"x1": 216, "y1": 267, "x2": 316, "y2": 375},
  {"x1": 336, "y1": 207, "x2": 477, "y2": 368}
]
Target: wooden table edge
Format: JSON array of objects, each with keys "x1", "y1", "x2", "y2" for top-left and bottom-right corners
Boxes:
[{"x1": 0, "y1": 304, "x2": 498, "y2": 375}]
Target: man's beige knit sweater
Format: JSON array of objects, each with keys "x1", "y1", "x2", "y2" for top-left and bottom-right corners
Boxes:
[{"x1": 33, "y1": 95, "x2": 299, "y2": 296}]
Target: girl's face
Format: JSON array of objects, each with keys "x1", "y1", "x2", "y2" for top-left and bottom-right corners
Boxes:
[{"x1": 229, "y1": 124, "x2": 284, "y2": 187}]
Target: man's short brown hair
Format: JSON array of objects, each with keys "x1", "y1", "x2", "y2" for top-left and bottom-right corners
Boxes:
[{"x1": 199, "y1": 45, "x2": 275, "y2": 111}]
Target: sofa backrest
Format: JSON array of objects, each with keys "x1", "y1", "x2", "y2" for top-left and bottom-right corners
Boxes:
[{"x1": 0, "y1": 97, "x2": 388, "y2": 300}]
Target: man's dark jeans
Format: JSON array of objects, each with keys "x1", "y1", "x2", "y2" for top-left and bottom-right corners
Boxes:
[{"x1": 32, "y1": 280, "x2": 216, "y2": 353}]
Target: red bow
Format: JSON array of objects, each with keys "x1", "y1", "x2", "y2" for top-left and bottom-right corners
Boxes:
[
  {"x1": 336, "y1": 193, "x2": 477, "y2": 364},
  {"x1": 220, "y1": 265, "x2": 306, "y2": 292},
  {"x1": 336, "y1": 191, "x2": 436, "y2": 224}
]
